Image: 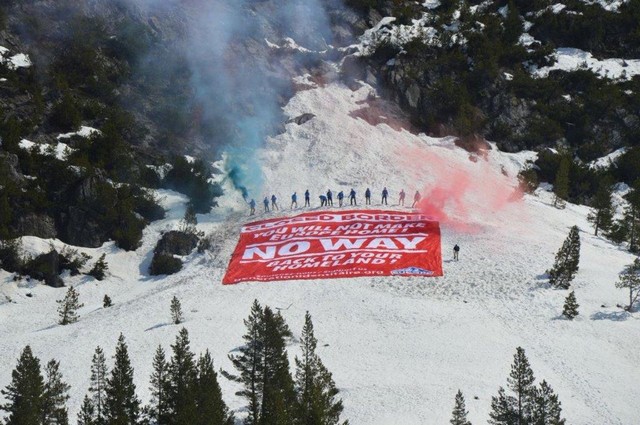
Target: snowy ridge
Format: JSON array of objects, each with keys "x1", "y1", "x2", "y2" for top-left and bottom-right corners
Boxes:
[
  {"x1": 588, "y1": 147, "x2": 628, "y2": 169},
  {"x1": 532, "y1": 47, "x2": 640, "y2": 81},
  {"x1": 56, "y1": 126, "x2": 101, "y2": 140},
  {"x1": 18, "y1": 139, "x2": 74, "y2": 161},
  {"x1": 1, "y1": 80, "x2": 639, "y2": 425},
  {"x1": 580, "y1": 0, "x2": 630, "y2": 11},
  {"x1": 0, "y1": 45, "x2": 32, "y2": 69}
]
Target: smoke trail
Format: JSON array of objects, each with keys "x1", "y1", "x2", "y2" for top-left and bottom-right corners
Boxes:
[
  {"x1": 173, "y1": 0, "x2": 336, "y2": 198},
  {"x1": 402, "y1": 147, "x2": 527, "y2": 233}
]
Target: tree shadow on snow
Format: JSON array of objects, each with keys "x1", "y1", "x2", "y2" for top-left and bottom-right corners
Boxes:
[
  {"x1": 590, "y1": 310, "x2": 630, "y2": 321},
  {"x1": 34, "y1": 324, "x2": 59, "y2": 332},
  {"x1": 144, "y1": 322, "x2": 172, "y2": 332}
]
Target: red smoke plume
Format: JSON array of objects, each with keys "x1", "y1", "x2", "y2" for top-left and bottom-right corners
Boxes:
[{"x1": 401, "y1": 147, "x2": 526, "y2": 233}]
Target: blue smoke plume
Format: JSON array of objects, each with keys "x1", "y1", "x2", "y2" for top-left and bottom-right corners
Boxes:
[{"x1": 178, "y1": 0, "x2": 336, "y2": 198}]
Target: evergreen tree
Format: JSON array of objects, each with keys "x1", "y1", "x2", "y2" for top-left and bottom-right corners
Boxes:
[
  {"x1": 0, "y1": 346, "x2": 45, "y2": 425},
  {"x1": 0, "y1": 193, "x2": 12, "y2": 239},
  {"x1": 561, "y1": 291, "x2": 579, "y2": 319},
  {"x1": 502, "y1": 0, "x2": 523, "y2": 44},
  {"x1": 260, "y1": 306, "x2": 296, "y2": 425},
  {"x1": 42, "y1": 359, "x2": 70, "y2": 425},
  {"x1": 148, "y1": 345, "x2": 169, "y2": 425},
  {"x1": 89, "y1": 346, "x2": 108, "y2": 425},
  {"x1": 490, "y1": 347, "x2": 536, "y2": 425},
  {"x1": 587, "y1": 181, "x2": 614, "y2": 236},
  {"x1": 89, "y1": 254, "x2": 109, "y2": 281},
  {"x1": 104, "y1": 334, "x2": 140, "y2": 425},
  {"x1": 166, "y1": 328, "x2": 198, "y2": 425},
  {"x1": 57, "y1": 286, "x2": 84, "y2": 325},
  {"x1": 295, "y1": 312, "x2": 344, "y2": 425},
  {"x1": 103, "y1": 295, "x2": 113, "y2": 308},
  {"x1": 615, "y1": 258, "x2": 640, "y2": 311},
  {"x1": 530, "y1": 381, "x2": 565, "y2": 425},
  {"x1": 181, "y1": 205, "x2": 198, "y2": 234},
  {"x1": 622, "y1": 182, "x2": 640, "y2": 252},
  {"x1": 449, "y1": 390, "x2": 471, "y2": 425},
  {"x1": 195, "y1": 350, "x2": 232, "y2": 425},
  {"x1": 170, "y1": 296, "x2": 183, "y2": 325},
  {"x1": 77, "y1": 395, "x2": 95, "y2": 425},
  {"x1": 553, "y1": 157, "x2": 570, "y2": 208},
  {"x1": 547, "y1": 226, "x2": 581, "y2": 289},
  {"x1": 507, "y1": 347, "x2": 536, "y2": 423},
  {"x1": 229, "y1": 300, "x2": 265, "y2": 425},
  {"x1": 488, "y1": 387, "x2": 516, "y2": 425}
]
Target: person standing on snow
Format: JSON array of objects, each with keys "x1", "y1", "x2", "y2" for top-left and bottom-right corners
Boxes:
[
  {"x1": 263, "y1": 197, "x2": 270, "y2": 212},
  {"x1": 326, "y1": 189, "x2": 333, "y2": 206},
  {"x1": 365, "y1": 188, "x2": 371, "y2": 205},
  {"x1": 399, "y1": 189, "x2": 406, "y2": 206},
  {"x1": 291, "y1": 192, "x2": 298, "y2": 208},
  {"x1": 349, "y1": 188, "x2": 357, "y2": 206},
  {"x1": 319, "y1": 194, "x2": 327, "y2": 207},
  {"x1": 453, "y1": 244, "x2": 460, "y2": 261},
  {"x1": 304, "y1": 189, "x2": 310, "y2": 207},
  {"x1": 337, "y1": 191, "x2": 344, "y2": 207},
  {"x1": 411, "y1": 191, "x2": 421, "y2": 208},
  {"x1": 249, "y1": 199, "x2": 256, "y2": 215},
  {"x1": 271, "y1": 194, "x2": 279, "y2": 211},
  {"x1": 382, "y1": 187, "x2": 388, "y2": 205}
]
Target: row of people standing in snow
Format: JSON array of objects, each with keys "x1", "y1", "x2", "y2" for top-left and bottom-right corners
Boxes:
[{"x1": 248, "y1": 188, "x2": 422, "y2": 215}]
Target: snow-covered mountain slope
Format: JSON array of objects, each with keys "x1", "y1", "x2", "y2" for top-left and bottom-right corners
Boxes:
[{"x1": 1, "y1": 79, "x2": 639, "y2": 425}]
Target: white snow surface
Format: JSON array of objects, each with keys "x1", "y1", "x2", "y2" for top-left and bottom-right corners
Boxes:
[
  {"x1": 56, "y1": 126, "x2": 101, "y2": 140},
  {"x1": 550, "y1": 3, "x2": 567, "y2": 13},
  {"x1": 0, "y1": 46, "x2": 32, "y2": 69},
  {"x1": 1, "y1": 81, "x2": 639, "y2": 425},
  {"x1": 580, "y1": 0, "x2": 629, "y2": 11},
  {"x1": 533, "y1": 47, "x2": 640, "y2": 80},
  {"x1": 18, "y1": 139, "x2": 74, "y2": 161},
  {"x1": 422, "y1": 0, "x2": 440, "y2": 9},
  {"x1": 588, "y1": 147, "x2": 628, "y2": 169},
  {"x1": 350, "y1": 16, "x2": 438, "y2": 56}
]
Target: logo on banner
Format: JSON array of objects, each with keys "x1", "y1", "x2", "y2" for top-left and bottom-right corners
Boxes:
[{"x1": 391, "y1": 267, "x2": 435, "y2": 276}]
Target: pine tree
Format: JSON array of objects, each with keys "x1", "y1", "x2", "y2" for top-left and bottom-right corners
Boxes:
[
  {"x1": 615, "y1": 258, "x2": 640, "y2": 311},
  {"x1": 530, "y1": 381, "x2": 565, "y2": 425},
  {"x1": 553, "y1": 156, "x2": 570, "y2": 208},
  {"x1": 195, "y1": 350, "x2": 232, "y2": 425},
  {"x1": 77, "y1": 395, "x2": 95, "y2": 425},
  {"x1": 166, "y1": 328, "x2": 198, "y2": 425},
  {"x1": 57, "y1": 286, "x2": 84, "y2": 325},
  {"x1": 104, "y1": 334, "x2": 140, "y2": 425},
  {"x1": 295, "y1": 312, "x2": 344, "y2": 425},
  {"x1": 488, "y1": 387, "x2": 516, "y2": 425},
  {"x1": 260, "y1": 306, "x2": 296, "y2": 425},
  {"x1": 89, "y1": 254, "x2": 109, "y2": 281},
  {"x1": 490, "y1": 347, "x2": 536, "y2": 424},
  {"x1": 148, "y1": 345, "x2": 169, "y2": 425},
  {"x1": 562, "y1": 291, "x2": 579, "y2": 319},
  {"x1": 0, "y1": 346, "x2": 45, "y2": 425},
  {"x1": 622, "y1": 182, "x2": 640, "y2": 252},
  {"x1": 547, "y1": 226, "x2": 581, "y2": 289},
  {"x1": 103, "y1": 295, "x2": 113, "y2": 308},
  {"x1": 507, "y1": 347, "x2": 536, "y2": 423},
  {"x1": 181, "y1": 205, "x2": 198, "y2": 234},
  {"x1": 170, "y1": 296, "x2": 183, "y2": 325},
  {"x1": 89, "y1": 346, "x2": 108, "y2": 425},
  {"x1": 229, "y1": 300, "x2": 265, "y2": 425},
  {"x1": 502, "y1": 0, "x2": 523, "y2": 44},
  {"x1": 42, "y1": 359, "x2": 70, "y2": 425},
  {"x1": 449, "y1": 390, "x2": 471, "y2": 425},
  {"x1": 587, "y1": 181, "x2": 614, "y2": 236}
]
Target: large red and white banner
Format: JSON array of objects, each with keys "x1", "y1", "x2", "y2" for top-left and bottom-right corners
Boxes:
[{"x1": 222, "y1": 210, "x2": 442, "y2": 284}]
